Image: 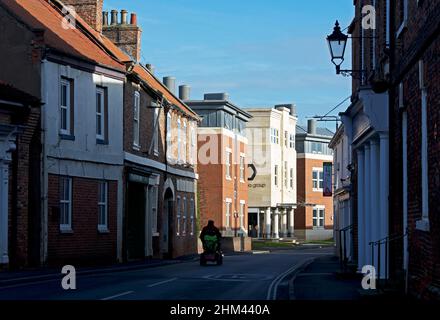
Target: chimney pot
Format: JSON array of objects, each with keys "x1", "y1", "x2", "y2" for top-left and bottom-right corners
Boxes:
[
  {"x1": 179, "y1": 85, "x2": 191, "y2": 101},
  {"x1": 110, "y1": 10, "x2": 118, "y2": 25},
  {"x1": 130, "y1": 13, "x2": 138, "y2": 25},
  {"x1": 102, "y1": 11, "x2": 108, "y2": 26},
  {"x1": 308, "y1": 119, "x2": 317, "y2": 135},
  {"x1": 121, "y1": 10, "x2": 128, "y2": 24},
  {"x1": 145, "y1": 64, "x2": 155, "y2": 74},
  {"x1": 204, "y1": 93, "x2": 229, "y2": 101},
  {"x1": 163, "y1": 77, "x2": 176, "y2": 94}
]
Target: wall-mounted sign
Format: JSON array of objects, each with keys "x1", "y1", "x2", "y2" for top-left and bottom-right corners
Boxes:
[{"x1": 323, "y1": 162, "x2": 333, "y2": 197}]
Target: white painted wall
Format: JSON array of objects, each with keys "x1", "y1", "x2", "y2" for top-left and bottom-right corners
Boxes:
[{"x1": 40, "y1": 60, "x2": 125, "y2": 262}]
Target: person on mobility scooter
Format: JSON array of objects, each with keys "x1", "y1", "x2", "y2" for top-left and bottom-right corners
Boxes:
[{"x1": 199, "y1": 220, "x2": 223, "y2": 266}]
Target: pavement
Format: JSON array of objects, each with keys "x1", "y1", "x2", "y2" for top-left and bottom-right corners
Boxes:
[
  {"x1": 290, "y1": 254, "x2": 363, "y2": 300},
  {"x1": 0, "y1": 247, "x2": 333, "y2": 300}
]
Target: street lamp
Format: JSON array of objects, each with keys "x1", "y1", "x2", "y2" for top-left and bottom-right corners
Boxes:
[
  {"x1": 326, "y1": 20, "x2": 371, "y2": 78},
  {"x1": 326, "y1": 20, "x2": 348, "y2": 74}
]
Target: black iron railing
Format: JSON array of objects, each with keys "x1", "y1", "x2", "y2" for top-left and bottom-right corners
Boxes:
[
  {"x1": 337, "y1": 224, "x2": 353, "y2": 271},
  {"x1": 369, "y1": 231, "x2": 408, "y2": 285}
]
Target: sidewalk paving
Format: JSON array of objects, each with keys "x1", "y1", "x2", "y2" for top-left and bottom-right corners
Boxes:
[{"x1": 290, "y1": 255, "x2": 363, "y2": 300}]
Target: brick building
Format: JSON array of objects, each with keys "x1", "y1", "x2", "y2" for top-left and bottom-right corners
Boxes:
[
  {"x1": 295, "y1": 120, "x2": 334, "y2": 241},
  {"x1": 185, "y1": 92, "x2": 252, "y2": 246},
  {"x1": 0, "y1": 83, "x2": 41, "y2": 269},
  {"x1": 335, "y1": 0, "x2": 440, "y2": 299}
]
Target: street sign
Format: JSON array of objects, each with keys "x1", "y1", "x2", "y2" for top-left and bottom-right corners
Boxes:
[
  {"x1": 248, "y1": 164, "x2": 257, "y2": 181},
  {"x1": 323, "y1": 162, "x2": 333, "y2": 197}
]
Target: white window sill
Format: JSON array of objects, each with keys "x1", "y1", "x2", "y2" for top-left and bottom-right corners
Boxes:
[
  {"x1": 226, "y1": 176, "x2": 232, "y2": 181},
  {"x1": 313, "y1": 188, "x2": 323, "y2": 193},
  {"x1": 132, "y1": 145, "x2": 141, "y2": 151},
  {"x1": 153, "y1": 150, "x2": 159, "y2": 157},
  {"x1": 415, "y1": 218, "x2": 430, "y2": 232},
  {"x1": 98, "y1": 226, "x2": 109, "y2": 234},
  {"x1": 60, "y1": 226, "x2": 73, "y2": 234}
]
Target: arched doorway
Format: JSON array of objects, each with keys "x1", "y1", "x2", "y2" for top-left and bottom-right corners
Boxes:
[{"x1": 163, "y1": 188, "x2": 174, "y2": 259}]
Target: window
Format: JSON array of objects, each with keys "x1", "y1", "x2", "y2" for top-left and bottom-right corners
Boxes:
[
  {"x1": 133, "y1": 91, "x2": 140, "y2": 148},
  {"x1": 284, "y1": 131, "x2": 288, "y2": 147},
  {"x1": 153, "y1": 107, "x2": 159, "y2": 155},
  {"x1": 289, "y1": 134, "x2": 295, "y2": 149},
  {"x1": 96, "y1": 87, "x2": 107, "y2": 142},
  {"x1": 190, "y1": 198, "x2": 195, "y2": 236},
  {"x1": 60, "y1": 78, "x2": 73, "y2": 136},
  {"x1": 290, "y1": 168, "x2": 294, "y2": 189},
  {"x1": 60, "y1": 177, "x2": 72, "y2": 231},
  {"x1": 177, "y1": 118, "x2": 181, "y2": 162},
  {"x1": 166, "y1": 112, "x2": 172, "y2": 159},
  {"x1": 239, "y1": 201, "x2": 245, "y2": 229},
  {"x1": 150, "y1": 185, "x2": 158, "y2": 234},
  {"x1": 183, "y1": 197, "x2": 187, "y2": 236},
  {"x1": 183, "y1": 121, "x2": 187, "y2": 163},
  {"x1": 225, "y1": 199, "x2": 232, "y2": 228},
  {"x1": 98, "y1": 181, "x2": 108, "y2": 232},
  {"x1": 226, "y1": 150, "x2": 232, "y2": 179},
  {"x1": 271, "y1": 128, "x2": 279, "y2": 144},
  {"x1": 176, "y1": 196, "x2": 181, "y2": 236},
  {"x1": 274, "y1": 165, "x2": 279, "y2": 186},
  {"x1": 312, "y1": 142, "x2": 323, "y2": 154},
  {"x1": 313, "y1": 208, "x2": 325, "y2": 228},
  {"x1": 224, "y1": 112, "x2": 233, "y2": 130},
  {"x1": 284, "y1": 162, "x2": 288, "y2": 188},
  {"x1": 240, "y1": 155, "x2": 245, "y2": 182},
  {"x1": 312, "y1": 168, "x2": 324, "y2": 191}
]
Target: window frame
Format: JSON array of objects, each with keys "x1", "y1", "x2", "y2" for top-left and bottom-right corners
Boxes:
[
  {"x1": 98, "y1": 181, "x2": 109, "y2": 232},
  {"x1": 133, "y1": 91, "x2": 141, "y2": 149},
  {"x1": 60, "y1": 78, "x2": 73, "y2": 137},
  {"x1": 312, "y1": 168, "x2": 324, "y2": 192},
  {"x1": 166, "y1": 112, "x2": 172, "y2": 160},
  {"x1": 59, "y1": 176, "x2": 73, "y2": 232},
  {"x1": 225, "y1": 198, "x2": 232, "y2": 228},
  {"x1": 176, "y1": 196, "x2": 181, "y2": 236},
  {"x1": 96, "y1": 87, "x2": 107, "y2": 143},
  {"x1": 274, "y1": 165, "x2": 279, "y2": 186},
  {"x1": 225, "y1": 149, "x2": 232, "y2": 180},
  {"x1": 239, "y1": 154, "x2": 245, "y2": 183},
  {"x1": 312, "y1": 207, "x2": 325, "y2": 229}
]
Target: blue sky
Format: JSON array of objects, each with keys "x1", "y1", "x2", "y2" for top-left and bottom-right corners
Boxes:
[{"x1": 104, "y1": 0, "x2": 354, "y2": 128}]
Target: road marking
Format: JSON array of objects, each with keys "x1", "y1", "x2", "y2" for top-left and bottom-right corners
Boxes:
[
  {"x1": 101, "y1": 291, "x2": 134, "y2": 301},
  {"x1": 266, "y1": 258, "x2": 316, "y2": 300},
  {"x1": 147, "y1": 278, "x2": 178, "y2": 288}
]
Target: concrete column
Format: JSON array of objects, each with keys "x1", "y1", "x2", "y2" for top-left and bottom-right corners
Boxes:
[
  {"x1": 273, "y1": 208, "x2": 280, "y2": 239},
  {"x1": 265, "y1": 208, "x2": 271, "y2": 239},
  {"x1": 288, "y1": 209, "x2": 294, "y2": 237},
  {"x1": 364, "y1": 144, "x2": 371, "y2": 266},
  {"x1": 370, "y1": 139, "x2": 380, "y2": 272},
  {"x1": 0, "y1": 160, "x2": 10, "y2": 265},
  {"x1": 356, "y1": 148, "x2": 365, "y2": 271},
  {"x1": 281, "y1": 209, "x2": 287, "y2": 237},
  {"x1": 379, "y1": 133, "x2": 389, "y2": 278},
  {"x1": 257, "y1": 210, "x2": 261, "y2": 238}
]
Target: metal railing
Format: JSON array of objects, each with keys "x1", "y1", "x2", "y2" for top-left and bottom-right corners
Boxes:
[
  {"x1": 369, "y1": 231, "x2": 408, "y2": 285},
  {"x1": 337, "y1": 224, "x2": 353, "y2": 271}
]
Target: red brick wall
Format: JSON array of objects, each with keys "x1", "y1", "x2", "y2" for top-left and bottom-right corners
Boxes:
[
  {"x1": 63, "y1": 0, "x2": 103, "y2": 33},
  {"x1": 197, "y1": 132, "x2": 248, "y2": 234},
  {"x1": 47, "y1": 174, "x2": 118, "y2": 266},
  {"x1": 296, "y1": 157, "x2": 334, "y2": 231}
]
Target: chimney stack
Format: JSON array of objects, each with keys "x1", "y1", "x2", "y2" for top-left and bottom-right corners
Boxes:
[
  {"x1": 62, "y1": 0, "x2": 104, "y2": 33},
  {"x1": 307, "y1": 119, "x2": 317, "y2": 135},
  {"x1": 163, "y1": 77, "x2": 176, "y2": 94},
  {"x1": 204, "y1": 93, "x2": 229, "y2": 101},
  {"x1": 179, "y1": 85, "x2": 191, "y2": 101},
  {"x1": 121, "y1": 10, "x2": 128, "y2": 24},
  {"x1": 103, "y1": 9, "x2": 142, "y2": 62}
]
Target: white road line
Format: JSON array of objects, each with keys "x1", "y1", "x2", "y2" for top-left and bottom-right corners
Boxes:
[
  {"x1": 101, "y1": 291, "x2": 134, "y2": 301},
  {"x1": 266, "y1": 264, "x2": 298, "y2": 300},
  {"x1": 147, "y1": 278, "x2": 178, "y2": 288}
]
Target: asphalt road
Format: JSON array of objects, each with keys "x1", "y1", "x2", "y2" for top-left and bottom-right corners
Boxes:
[{"x1": 0, "y1": 247, "x2": 333, "y2": 300}]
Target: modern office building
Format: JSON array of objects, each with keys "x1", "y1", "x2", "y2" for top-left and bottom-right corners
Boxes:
[{"x1": 245, "y1": 105, "x2": 297, "y2": 239}]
